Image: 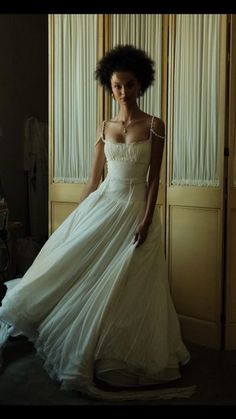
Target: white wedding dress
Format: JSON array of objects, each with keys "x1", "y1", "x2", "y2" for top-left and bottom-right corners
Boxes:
[{"x1": 0, "y1": 122, "x2": 193, "y2": 401}]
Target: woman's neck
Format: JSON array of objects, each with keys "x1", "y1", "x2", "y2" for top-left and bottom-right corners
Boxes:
[{"x1": 117, "y1": 104, "x2": 144, "y2": 123}]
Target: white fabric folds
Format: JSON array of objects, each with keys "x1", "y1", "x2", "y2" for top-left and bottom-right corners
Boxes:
[
  {"x1": 0, "y1": 136, "x2": 195, "y2": 400},
  {"x1": 172, "y1": 14, "x2": 222, "y2": 187},
  {"x1": 53, "y1": 14, "x2": 97, "y2": 183}
]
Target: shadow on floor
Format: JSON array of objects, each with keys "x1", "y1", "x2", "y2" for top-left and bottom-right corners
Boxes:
[{"x1": 0, "y1": 337, "x2": 236, "y2": 405}]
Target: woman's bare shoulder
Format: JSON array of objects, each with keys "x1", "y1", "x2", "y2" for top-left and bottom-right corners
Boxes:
[{"x1": 152, "y1": 116, "x2": 165, "y2": 139}]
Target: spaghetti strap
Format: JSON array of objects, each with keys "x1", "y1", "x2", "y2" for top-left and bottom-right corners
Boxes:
[
  {"x1": 149, "y1": 116, "x2": 165, "y2": 141},
  {"x1": 149, "y1": 116, "x2": 155, "y2": 140},
  {"x1": 95, "y1": 121, "x2": 106, "y2": 146},
  {"x1": 101, "y1": 120, "x2": 106, "y2": 140}
]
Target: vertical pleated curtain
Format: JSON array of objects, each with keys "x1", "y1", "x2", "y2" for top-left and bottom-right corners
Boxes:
[
  {"x1": 53, "y1": 14, "x2": 97, "y2": 183},
  {"x1": 172, "y1": 14, "x2": 221, "y2": 187},
  {"x1": 52, "y1": 15, "x2": 223, "y2": 186},
  {"x1": 111, "y1": 14, "x2": 162, "y2": 118}
]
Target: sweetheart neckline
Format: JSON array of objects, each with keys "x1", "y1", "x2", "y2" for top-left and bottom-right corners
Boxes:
[{"x1": 104, "y1": 138, "x2": 151, "y2": 145}]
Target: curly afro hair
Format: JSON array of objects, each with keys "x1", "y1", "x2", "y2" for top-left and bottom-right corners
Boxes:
[{"x1": 95, "y1": 44, "x2": 155, "y2": 96}]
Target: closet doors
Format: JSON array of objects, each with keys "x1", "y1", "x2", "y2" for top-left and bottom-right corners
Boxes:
[
  {"x1": 48, "y1": 15, "x2": 101, "y2": 234},
  {"x1": 49, "y1": 14, "x2": 235, "y2": 349}
]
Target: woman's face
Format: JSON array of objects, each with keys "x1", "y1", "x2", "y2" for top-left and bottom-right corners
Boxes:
[{"x1": 111, "y1": 71, "x2": 141, "y2": 105}]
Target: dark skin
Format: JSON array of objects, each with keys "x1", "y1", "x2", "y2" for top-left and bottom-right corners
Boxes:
[{"x1": 79, "y1": 71, "x2": 165, "y2": 248}]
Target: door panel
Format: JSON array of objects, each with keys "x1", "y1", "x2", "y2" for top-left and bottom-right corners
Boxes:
[
  {"x1": 169, "y1": 206, "x2": 221, "y2": 321},
  {"x1": 167, "y1": 15, "x2": 227, "y2": 348},
  {"x1": 50, "y1": 183, "x2": 84, "y2": 233},
  {"x1": 48, "y1": 15, "x2": 103, "y2": 235}
]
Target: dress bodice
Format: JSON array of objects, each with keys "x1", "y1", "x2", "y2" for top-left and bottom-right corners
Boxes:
[
  {"x1": 104, "y1": 139, "x2": 152, "y2": 182},
  {"x1": 104, "y1": 139, "x2": 152, "y2": 164},
  {"x1": 97, "y1": 115, "x2": 165, "y2": 183}
]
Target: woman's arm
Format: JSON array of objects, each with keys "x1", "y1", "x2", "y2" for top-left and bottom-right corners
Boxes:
[
  {"x1": 78, "y1": 124, "x2": 106, "y2": 204},
  {"x1": 133, "y1": 118, "x2": 165, "y2": 247}
]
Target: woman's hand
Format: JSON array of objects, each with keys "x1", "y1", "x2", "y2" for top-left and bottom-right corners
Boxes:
[{"x1": 133, "y1": 222, "x2": 150, "y2": 248}]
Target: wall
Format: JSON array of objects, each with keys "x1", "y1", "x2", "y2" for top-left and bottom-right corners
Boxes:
[{"x1": 0, "y1": 14, "x2": 48, "y2": 237}]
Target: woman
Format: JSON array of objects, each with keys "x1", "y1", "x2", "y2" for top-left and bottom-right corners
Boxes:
[{"x1": 0, "y1": 45, "x2": 194, "y2": 401}]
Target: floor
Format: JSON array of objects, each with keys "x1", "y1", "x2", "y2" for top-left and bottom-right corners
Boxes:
[{"x1": 0, "y1": 336, "x2": 236, "y2": 406}]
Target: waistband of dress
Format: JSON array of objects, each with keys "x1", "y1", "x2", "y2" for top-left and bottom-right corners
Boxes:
[{"x1": 106, "y1": 176, "x2": 147, "y2": 185}]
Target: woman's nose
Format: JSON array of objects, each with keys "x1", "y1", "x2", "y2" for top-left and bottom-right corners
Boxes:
[{"x1": 121, "y1": 86, "x2": 127, "y2": 96}]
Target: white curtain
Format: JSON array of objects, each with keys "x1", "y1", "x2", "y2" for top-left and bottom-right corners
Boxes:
[
  {"x1": 172, "y1": 14, "x2": 221, "y2": 187},
  {"x1": 53, "y1": 14, "x2": 97, "y2": 183},
  {"x1": 111, "y1": 14, "x2": 162, "y2": 118}
]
